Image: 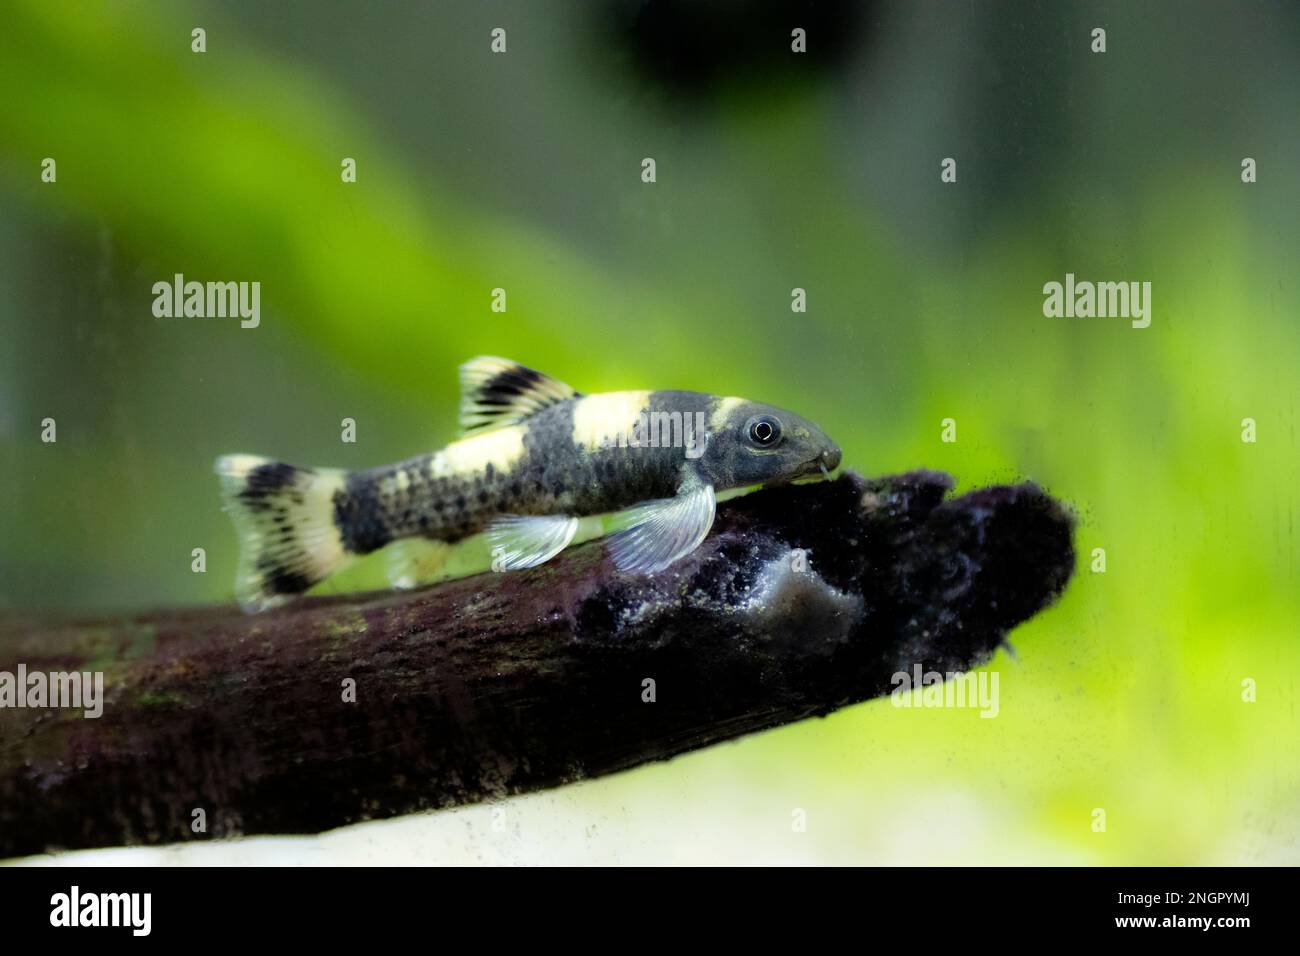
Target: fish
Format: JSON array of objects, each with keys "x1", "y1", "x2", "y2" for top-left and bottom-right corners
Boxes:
[{"x1": 216, "y1": 356, "x2": 842, "y2": 612}]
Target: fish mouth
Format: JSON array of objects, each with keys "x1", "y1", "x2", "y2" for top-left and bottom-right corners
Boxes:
[{"x1": 792, "y1": 448, "x2": 842, "y2": 482}]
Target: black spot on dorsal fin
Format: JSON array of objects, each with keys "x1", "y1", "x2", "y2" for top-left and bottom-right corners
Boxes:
[{"x1": 458, "y1": 356, "x2": 581, "y2": 435}]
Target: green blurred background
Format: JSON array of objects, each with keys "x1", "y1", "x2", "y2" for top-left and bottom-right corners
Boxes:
[{"x1": 2, "y1": 0, "x2": 1297, "y2": 864}]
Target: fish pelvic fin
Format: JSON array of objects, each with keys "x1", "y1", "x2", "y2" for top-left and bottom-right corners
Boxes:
[
  {"x1": 459, "y1": 356, "x2": 581, "y2": 435},
  {"x1": 215, "y1": 454, "x2": 351, "y2": 613},
  {"x1": 486, "y1": 513, "x2": 580, "y2": 571}
]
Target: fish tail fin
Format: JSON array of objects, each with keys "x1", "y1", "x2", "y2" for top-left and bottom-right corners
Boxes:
[{"x1": 215, "y1": 454, "x2": 351, "y2": 612}]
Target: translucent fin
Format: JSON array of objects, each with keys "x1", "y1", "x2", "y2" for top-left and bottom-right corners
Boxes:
[
  {"x1": 459, "y1": 356, "x2": 581, "y2": 435},
  {"x1": 385, "y1": 537, "x2": 452, "y2": 590},
  {"x1": 608, "y1": 481, "x2": 716, "y2": 575},
  {"x1": 486, "y1": 514, "x2": 579, "y2": 571},
  {"x1": 215, "y1": 454, "x2": 350, "y2": 613}
]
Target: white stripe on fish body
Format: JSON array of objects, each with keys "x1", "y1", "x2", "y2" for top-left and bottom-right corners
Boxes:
[
  {"x1": 429, "y1": 423, "x2": 529, "y2": 479},
  {"x1": 373, "y1": 423, "x2": 530, "y2": 502},
  {"x1": 710, "y1": 396, "x2": 746, "y2": 430},
  {"x1": 384, "y1": 468, "x2": 412, "y2": 496},
  {"x1": 571, "y1": 391, "x2": 654, "y2": 452}
]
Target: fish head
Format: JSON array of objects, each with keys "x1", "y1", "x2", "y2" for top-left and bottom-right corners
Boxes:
[{"x1": 694, "y1": 397, "x2": 841, "y2": 490}]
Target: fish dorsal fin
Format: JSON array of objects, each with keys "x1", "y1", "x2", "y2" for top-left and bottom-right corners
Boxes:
[{"x1": 458, "y1": 356, "x2": 581, "y2": 435}]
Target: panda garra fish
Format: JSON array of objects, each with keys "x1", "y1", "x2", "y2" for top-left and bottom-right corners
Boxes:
[{"x1": 217, "y1": 356, "x2": 842, "y2": 612}]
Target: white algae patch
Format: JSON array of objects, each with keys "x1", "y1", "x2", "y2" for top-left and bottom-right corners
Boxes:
[
  {"x1": 734, "y1": 552, "x2": 863, "y2": 653},
  {"x1": 594, "y1": 546, "x2": 863, "y2": 654}
]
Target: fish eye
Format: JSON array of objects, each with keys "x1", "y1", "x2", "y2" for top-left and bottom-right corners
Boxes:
[{"x1": 746, "y1": 416, "x2": 782, "y2": 447}]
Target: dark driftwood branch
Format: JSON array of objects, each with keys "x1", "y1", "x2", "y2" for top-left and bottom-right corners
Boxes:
[{"x1": 0, "y1": 470, "x2": 1074, "y2": 858}]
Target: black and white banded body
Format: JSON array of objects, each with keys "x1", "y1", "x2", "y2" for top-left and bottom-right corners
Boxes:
[{"x1": 217, "y1": 357, "x2": 841, "y2": 612}]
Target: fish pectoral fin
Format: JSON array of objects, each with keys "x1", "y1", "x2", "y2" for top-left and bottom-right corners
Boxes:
[
  {"x1": 608, "y1": 480, "x2": 716, "y2": 575},
  {"x1": 385, "y1": 538, "x2": 452, "y2": 590},
  {"x1": 486, "y1": 514, "x2": 580, "y2": 571},
  {"x1": 459, "y1": 356, "x2": 581, "y2": 436}
]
